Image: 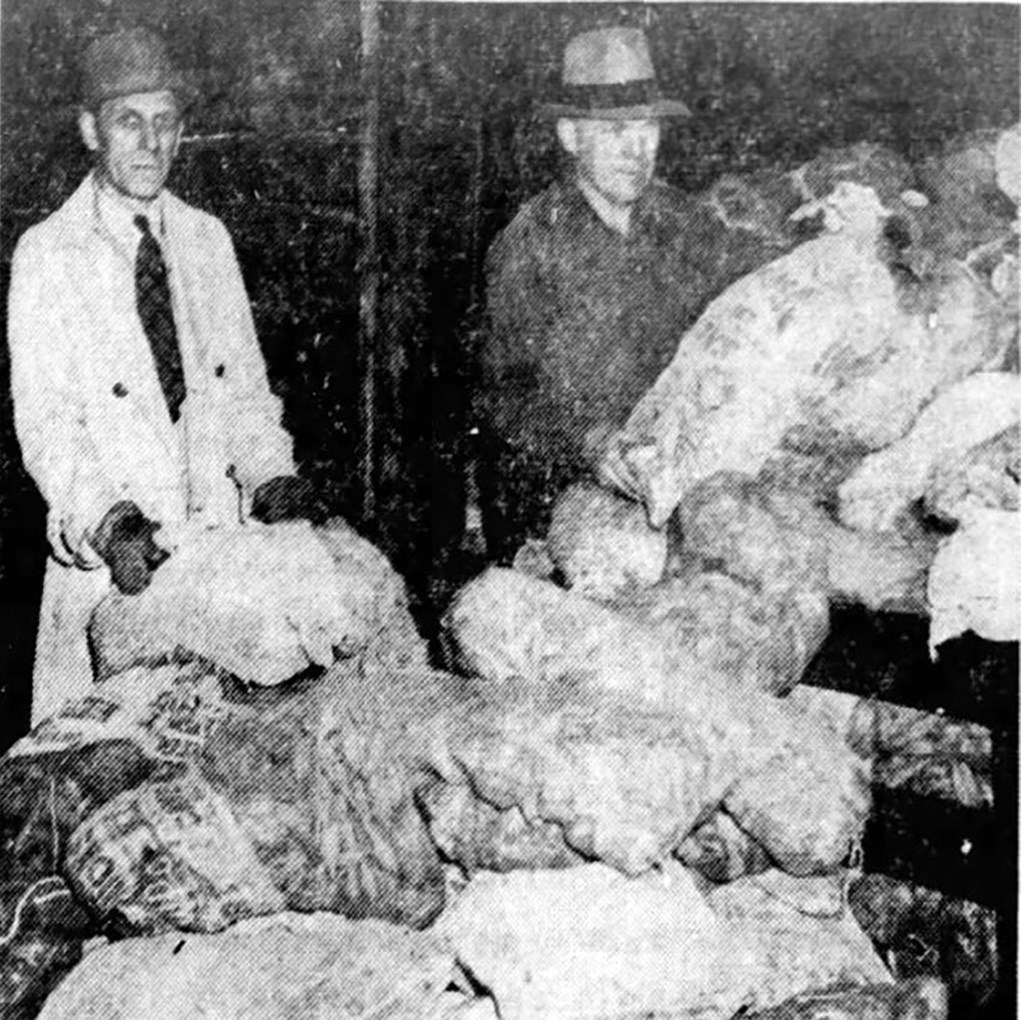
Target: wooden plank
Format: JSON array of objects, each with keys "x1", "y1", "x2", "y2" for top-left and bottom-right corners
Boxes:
[
  {"x1": 357, "y1": 0, "x2": 381, "y2": 523},
  {"x1": 863, "y1": 789, "x2": 999, "y2": 907},
  {"x1": 804, "y1": 607, "x2": 1018, "y2": 730}
]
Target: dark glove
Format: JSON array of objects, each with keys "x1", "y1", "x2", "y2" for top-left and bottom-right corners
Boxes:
[
  {"x1": 250, "y1": 475, "x2": 328, "y2": 525},
  {"x1": 92, "y1": 501, "x2": 170, "y2": 595}
]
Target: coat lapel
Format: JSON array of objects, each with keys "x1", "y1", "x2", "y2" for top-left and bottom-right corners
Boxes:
[
  {"x1": 59, "y1": 173, "x2": 182, "y2": 465},
  {"x1": 161, "y1": 192, "x2": 236, "y2": 522},
  {"x1": 162, "y1": 192, "x2": 216, "y2": 373}
]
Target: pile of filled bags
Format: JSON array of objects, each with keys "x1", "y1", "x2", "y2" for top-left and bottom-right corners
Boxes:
[
  {"x1": 593, "y1": 123, "x2": 1019, "y2": 659},
  {"x1": 2, "y1": 515, "x2": 932, "y2": 1020}
]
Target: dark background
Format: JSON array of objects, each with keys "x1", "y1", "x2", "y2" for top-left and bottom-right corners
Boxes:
[{"x1": 1, "y1": 2, "x2": 1018, "y2": 747}]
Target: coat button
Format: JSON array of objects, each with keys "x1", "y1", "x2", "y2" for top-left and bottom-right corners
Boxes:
[
  {"x1": 214, "y1": 364, "x2": 226, "y2": 378},
  {"x1": 112, "y1": 382, "x2": 128, "y2": 397}
]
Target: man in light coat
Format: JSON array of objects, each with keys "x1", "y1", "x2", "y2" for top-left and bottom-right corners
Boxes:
[{"x1": 8, "y1": 27, "x2": 319, "y2": 723}]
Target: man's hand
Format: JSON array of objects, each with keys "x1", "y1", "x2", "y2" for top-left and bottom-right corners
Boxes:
[
  {"x1": 586, "y1": 424, "x2": 643, "y2": 501},
  {"x1": 251, "y1": 475, "x2": 328, "y2": 525},
  {"x1": 92, "y1": 501, "x2": 170, "y2": 595}
]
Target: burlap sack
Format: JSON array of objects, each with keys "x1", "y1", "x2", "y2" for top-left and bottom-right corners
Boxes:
[
  {"x1": 444, "y1": 569, "x2": 869, "y2": 874},
  {"x1": 608, "y1": 184, "x2": 1009, "y2": 526},
  {"x1": 23, "y1": 659, "x2": 463, "y2": 934},
  {"x1": 622, "y1": 572, "x2": 829, "y2": 696},
  {"x1": 706, "y1": 870, "x2": 893, "y2": 1011},
  {"x1": 442, "y1": 679, "x2": 755, "y2": 874},
  {"x1": 36, "y1": 912, "x2": 456, "y2": 1020},
  {"x1": 64, "y1": 772, "x2": 286, "y2": 934},
  {"x1": 90, "y1": 518, "x2": 428, "y2": 685},
  {"x1": 437, "y1": 863, "x2": 749, "y2": 1020},
  {"x1": 546, "y1": 482, "x2": 667, "y2": 601},
  {"x1": 420, "y1": 781, "x2": 581, "y2": 873},
  {"x1": 839, "y1": 372, "x2": 1019, "y2": 534}
]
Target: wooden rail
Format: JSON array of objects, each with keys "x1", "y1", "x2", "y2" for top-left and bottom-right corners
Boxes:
[{"x1": 805, "y1": 608, "x2": 1018, "y2": 1012}]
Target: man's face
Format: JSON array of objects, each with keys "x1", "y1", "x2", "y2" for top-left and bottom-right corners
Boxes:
[
  {"x1": 79, "y1": 90, "x2": 183, "y2": 202},
  {"x1": 563, "y1": 118, "x2": 661, "y2": 207}
]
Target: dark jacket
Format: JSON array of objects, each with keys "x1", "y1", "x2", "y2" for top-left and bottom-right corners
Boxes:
[{"x1": 480, "y1": 178, "x2": 774, "y2": 469}]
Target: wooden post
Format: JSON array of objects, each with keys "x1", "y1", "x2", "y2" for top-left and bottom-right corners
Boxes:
[{"x1": 358, "y1": 0, "x2": 381, "y2": 523}]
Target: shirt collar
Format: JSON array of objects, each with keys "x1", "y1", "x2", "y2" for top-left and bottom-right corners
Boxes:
[
  {"x1": 561, "y1": 179, "x2": 651, "y2": 242},
  {"x1": 93, "y1": 174, "x2": 166, "y2": 254}
]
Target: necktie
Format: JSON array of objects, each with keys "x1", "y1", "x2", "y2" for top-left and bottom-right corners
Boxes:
[{"x1": 134, "y1": 214, "x2": 186, "y2": 422}]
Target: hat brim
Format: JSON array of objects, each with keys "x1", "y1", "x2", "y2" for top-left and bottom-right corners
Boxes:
[{"x1": 540, "y1": 97, "x2": 691, "y2": 120}]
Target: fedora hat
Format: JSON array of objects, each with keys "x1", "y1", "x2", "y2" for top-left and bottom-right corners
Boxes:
[
  {"x1": 81, "y1": 27, "x2": 197, "y2": 110},
  {"x1": 542, "y1": 27, "x2": 690, "y2": 120}
]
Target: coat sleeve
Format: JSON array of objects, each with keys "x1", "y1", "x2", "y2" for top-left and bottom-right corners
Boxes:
[
  {"x1": 8, "y1": 229, "x2": 115, "y2": 566},
  {"x1": 209, "y1": 220, "x2": 296, "y2": 490}
]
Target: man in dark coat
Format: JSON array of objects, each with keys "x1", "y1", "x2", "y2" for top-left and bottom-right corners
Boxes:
[{"x1": 477, "y1": 27, "x2": 770, "y2": 560}]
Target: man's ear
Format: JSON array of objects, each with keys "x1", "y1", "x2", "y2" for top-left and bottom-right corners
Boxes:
[
  {"x1": 79, "y1": 110, "x2": 101, "y2": 152},
  {"x1": 556, "y1": 118, "x2": 579, "y2": 156},
  {"x1": 167, "y1": 120, "x2": 185, "y2": 163}
]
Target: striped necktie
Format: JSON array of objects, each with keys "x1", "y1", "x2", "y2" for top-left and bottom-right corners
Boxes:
[{"x1": 134, "y1": 214, "x2": 186, "y2": 422}]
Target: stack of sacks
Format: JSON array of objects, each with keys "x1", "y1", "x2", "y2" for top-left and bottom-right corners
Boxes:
[
  {"x1": 90, "y1": 518, "x2": 427, "y2": 686},
  {"x1": 436, "y1": 675, "x2": 755, "y2": 875},
  {"x1": 4, "y1": 660, "x2": 475, "y2": 938},
  {"x1": 541, "y1": 475, "x2": 929, "y2": 705},
  {"x1": 38, "y1": 867, "x2": 926, "y2": 1020},
  {"x1": 443, "y1": 571, "x2": 870, "y2": 877},
  {"x1": 544, "y1": 482, "x2": 828, "y2": 694},
  {"x1": 602, "y1": 180, "x2": 1011, "y2": 528}
]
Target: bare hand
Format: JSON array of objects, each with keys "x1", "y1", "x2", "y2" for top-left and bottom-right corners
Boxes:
[{"x1": 594, "y1": 430, "x2": 643, "y2": 501}]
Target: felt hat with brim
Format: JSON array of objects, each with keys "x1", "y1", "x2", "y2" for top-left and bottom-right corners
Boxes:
[
  {"x1": 542, "y1": 27, "x2": 690, "y2": 120},
  {"x1": 81, "y1": 27, "x2": 197, "y2": 110}
]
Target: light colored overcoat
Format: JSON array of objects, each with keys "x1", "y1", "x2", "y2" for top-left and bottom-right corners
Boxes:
[{"x1": 8, "y1": 172, "x2": 295, "y2": 722}]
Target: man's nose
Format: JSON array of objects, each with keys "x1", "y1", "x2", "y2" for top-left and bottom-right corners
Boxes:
[
  {"x1": 138, "y1": 122, "x2": 159, "y2": 153},
  {"x1": 623, "y1": 132, "x2": 652, "y2": 159}
]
